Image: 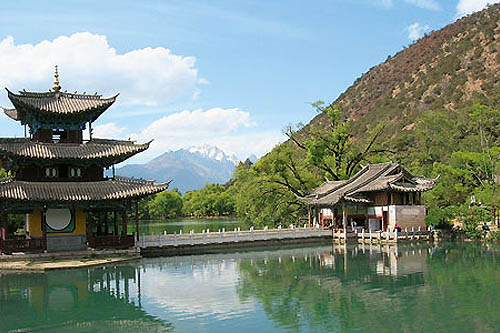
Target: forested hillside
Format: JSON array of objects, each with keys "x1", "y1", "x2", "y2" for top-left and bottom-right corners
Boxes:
[{"x1": 227, "y1": 4, "x2": 500, "y2": 228}]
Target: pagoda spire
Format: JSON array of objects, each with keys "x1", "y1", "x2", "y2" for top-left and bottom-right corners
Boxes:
[{"x1": 52, "y1": 65, "x2": 61, "y2": 92}]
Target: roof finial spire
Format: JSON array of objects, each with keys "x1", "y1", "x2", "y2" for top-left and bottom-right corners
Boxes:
[{"x1": 52, "y1": 65, "x2": 61, "y2": 92}]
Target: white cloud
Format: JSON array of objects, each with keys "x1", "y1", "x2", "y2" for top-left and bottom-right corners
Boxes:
[
  {"x1": 408, "y1": 23, "x2": 431, "y2": 41},
  {"x1": 457, "y1": 0, "x2": 499, "y2": 17},
  {"x1": 372, "y1": 0, "x2": 439, "y2": 10},
  {"x1": 136, "y1": 107, "x2": 255, "y2": 138},
  {"x1": 0, "y1": 32, "x2": 202, "y2": 106},
  {"x1": 92, "y1": 122, "x2": 126, "y2": 138},
  {"x1": 405, "y1": 0, "x2": 440, "y2": 10},
  {"x1": 129, "y1": 107, "x2": 283, "y2": 161}
]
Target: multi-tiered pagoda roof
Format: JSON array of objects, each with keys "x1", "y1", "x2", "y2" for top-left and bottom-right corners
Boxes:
[{"x1": 0, "y1": 66, "x2": 169, "y2": 209}]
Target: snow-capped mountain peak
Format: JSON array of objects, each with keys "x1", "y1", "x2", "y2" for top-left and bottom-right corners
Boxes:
[{"x1": 188, "y1": 145, "x2": 240, "y2": 165}]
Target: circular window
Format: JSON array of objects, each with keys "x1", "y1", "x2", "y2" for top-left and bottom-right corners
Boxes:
[{"x1": 46, "y1": 209, "x2": 72, "y2": 231}]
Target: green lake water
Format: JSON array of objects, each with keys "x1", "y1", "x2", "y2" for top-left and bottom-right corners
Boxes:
[
  {"x1": 130, "y1": 217, "x2": 247, "y2": 235},
  {"x1": 2, "y1": 242, "x2": 500, "y2": 332}
]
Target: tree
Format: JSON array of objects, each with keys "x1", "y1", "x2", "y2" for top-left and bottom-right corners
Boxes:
[
  {"x1": 286, "y1": 102, "x2": 387, "y2": 181},
  {"x1": 148, "y1": 189, "x2": 183, "y2": 220},
  {"x1": 390, "y1": 103, "x2": 499, "y2": 213},
  {"x1": 182, "y1": 184, "x2": 235, "y2": 217},
  {"x1": 228, "y1": 102, "x2": 388, "y2": 227}
]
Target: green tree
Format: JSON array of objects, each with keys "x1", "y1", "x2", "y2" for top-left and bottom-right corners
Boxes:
[
  {"x1": 0, "y1": 168, "x2": 8, "y2": 179},
  {"x1": 229, "y1": 102, "x2": 386, "y2": 227},
  {"x1": 148, "y1": 189, "x2": 183, "y2": 220},
  {"x1": 182, "y1": 184, "x2": 235, "y2": 217},
  {"x1": 286, "y1": 102, "x2": 387, "y2": 180},
  {"x1": 400, "y1": 104, "x2": 500, "y2": 210}
]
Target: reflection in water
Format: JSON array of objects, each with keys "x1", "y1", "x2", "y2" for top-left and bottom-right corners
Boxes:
[
  {"x1": 2, "y1": 243, "x2": 500, "y2": 332},
  {"x1": 0, "y1": 265, "x2": 172, "y2": 332},
  {"x1": 237, "y1": 243, "x2": 500, "y2": 332}
]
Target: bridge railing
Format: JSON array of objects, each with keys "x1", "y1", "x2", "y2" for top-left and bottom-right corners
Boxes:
[{"x1": 138, "y1": 226, "x2": 332, "y2": 248}]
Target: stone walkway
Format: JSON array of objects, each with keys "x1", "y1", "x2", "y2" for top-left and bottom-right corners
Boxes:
[
  {"x1": 0, "y1": 256, "x2": 140, "y2": 271},
  {"x1": 0, "y1": 248, "x2": 141, "y2": 271}
]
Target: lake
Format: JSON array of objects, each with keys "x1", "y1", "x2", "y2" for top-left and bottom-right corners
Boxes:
[
  {"x1": 2, "y1": 242, "x2": 500, "y2": 332},
  {"x1": 131, "y1": 217, "x2": 247, "y2": 235}
]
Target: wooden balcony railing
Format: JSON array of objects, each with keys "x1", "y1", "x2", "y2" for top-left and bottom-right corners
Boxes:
[{"x1": 0, "y1": 238, "x2": 46, "y2": 254}]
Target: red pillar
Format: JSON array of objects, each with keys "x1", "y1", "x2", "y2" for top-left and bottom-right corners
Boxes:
[{"x1": 321, "y1": 210, "x2": 325, "y2": 230}]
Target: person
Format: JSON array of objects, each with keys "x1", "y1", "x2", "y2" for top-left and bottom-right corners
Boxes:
[
  {"x1": 394, "y1": 224, "x2": 402, "y2": 232},
  {"x1": 482, "y1": 223, "x2": 490, "y2": 231}
]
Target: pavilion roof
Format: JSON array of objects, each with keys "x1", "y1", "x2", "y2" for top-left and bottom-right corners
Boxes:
[
  {"x1": 0, "y1": 177, "x2": 169, "y2": 203},
  {"x1": 5, "y1": 89, "x2": 118, "y2": 125},
  {"x1": 298, "y1": 162, "x2": 437, "y2": 207},
  {"x1": 0, "y1": 138, "x2": 151, "y2": 166}
]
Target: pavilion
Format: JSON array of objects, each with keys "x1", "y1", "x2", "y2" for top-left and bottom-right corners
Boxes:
[
  {"x1": 0, "y1": 67, "x2": 169, "y2": 253},
  {"x1": 298, "y1": 162, "x2": 437, "y2": 232}
]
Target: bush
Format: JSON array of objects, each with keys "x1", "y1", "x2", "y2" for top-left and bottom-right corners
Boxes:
[{"x1": 426, "y1": 206, "x2": 455, "y2": 228}]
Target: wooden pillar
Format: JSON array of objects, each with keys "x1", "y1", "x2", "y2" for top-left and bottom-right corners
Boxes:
[
  {"x1": 0, "y1": 213, "x2": 4, "y2": 254},
  {"x1": 122, "y1": 210, "x2": 128, "y2": 236},
  {"x1": 0, "y1": 212, "x2": 6, "y2": 241},
  {"x1": 87, "y1": 211, "x2": 93, "y2": 240},
  {"x1": 103, "y1": 212, "x2": 109, "y2": 235},
  {"x1": 113, "y1": 212, "x2": 118, "y2": 236},
  {"x1": 41, "y1": 210, "x2": 47, "y2": 251},
  {"x1": 135, "y1": 202, "x2": 140, "y2": 242},
  {"x1": 330, "y1": 206, "x2": 335, "y2": 229},
  {"x1": 0, "y1": 212, "x2": 6, "y2": 253},
  {"x1": 97, "y1": 213, "x2": 103, "y2": 236},
  {"x1": 321, "y1": 208, "x2": 325, "y2": 230},
  {"x1": 342, "y1": 204, "x2": 348, "y2": 230},
  {"x1": 308, "y1": 207, "x2": 311, "y2": 226}
]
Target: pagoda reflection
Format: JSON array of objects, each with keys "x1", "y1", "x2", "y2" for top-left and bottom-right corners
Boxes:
[{"x1": 0, "y1": 264, "x2": 172, "y2": 332}]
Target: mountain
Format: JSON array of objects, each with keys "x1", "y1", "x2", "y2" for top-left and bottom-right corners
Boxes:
[
  {"x1": 302, "y1": 4, "x2": 500, "y2": 141},
  {"x1": 188, "y1": 145, "x2": 239, "y2": 164},
  {"x1": 114, "y1": 145, "x2": 238, "y2": 193},
  {"x1": 247, "y1": 154, "x2": 258, "y2": 164}
]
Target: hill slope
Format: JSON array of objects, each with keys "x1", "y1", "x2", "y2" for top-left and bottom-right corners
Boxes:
[{"x1": 307, "y1": 4, "x2": 500, "y2": 139}]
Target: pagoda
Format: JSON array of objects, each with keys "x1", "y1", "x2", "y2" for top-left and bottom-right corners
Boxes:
[{"x1": 0, "y1": 67, "x2": 169, "y2": 253}]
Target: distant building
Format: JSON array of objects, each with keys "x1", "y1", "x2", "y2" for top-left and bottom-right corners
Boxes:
[
  {"x1": 0, "y1": 67, "x2": 169, "y2": 253},
  {"x1": 298, "y1": 162, "x2": 437, "y2": 231}
]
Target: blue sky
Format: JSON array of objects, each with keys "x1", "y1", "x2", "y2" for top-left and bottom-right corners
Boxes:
[{"x1": 0, "y1": 0, "x2": 495, "y2": 162}]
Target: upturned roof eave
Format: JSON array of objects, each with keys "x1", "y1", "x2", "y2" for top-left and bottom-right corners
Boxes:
[
  {"x1": 0, "y1": 178, "x2": 170, "y2": 203},
  {"x1": 0, "y1": 139, "x2": 151, "y2": 166},
  {"x1": 5, "y1": 88, "x2": 118, "y2": 123}
]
